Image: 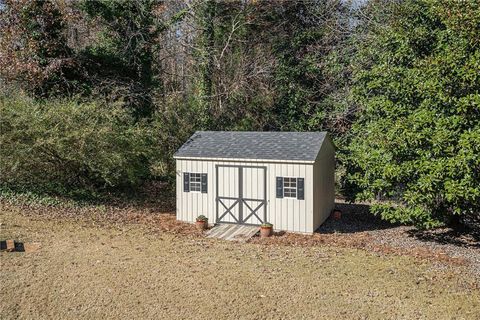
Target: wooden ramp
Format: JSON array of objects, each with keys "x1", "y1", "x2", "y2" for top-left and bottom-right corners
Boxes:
[{"x1": 206, "y1": 224, "x2": 259, "y2": 242}]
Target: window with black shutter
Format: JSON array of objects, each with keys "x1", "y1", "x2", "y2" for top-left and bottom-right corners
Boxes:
[
  {"x1": 184, "y1": 172, "x2": 208, "y2": 193},
  {"x1": 201, "y1": 173, "x2": 208, "y2": 193},
  {"x1": 276, "y1": 177, "x2": 305, "y2": 200},
  {"x1": 183, "y1": 172, "x2": 190, "y2": 192},
  {"x1": 297, "y1": 178, "x2": 304, "y2": 200},
  {"x1": 276, "y1": 177, "x2": 283, "y2": 198}
]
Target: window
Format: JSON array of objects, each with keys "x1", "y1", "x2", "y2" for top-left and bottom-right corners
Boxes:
[
  {"x1": 184, "y1": 172, "x2": 207, "y2": 193},
  {"x1": 276, "y1": 176, "x2": 304, "y2": 200},
  {"x1": 189, "y1": 173, "x2": 202, "y2": 192},
  {"x1": 283, "y1": 177, "x2": 297, "y2": 198}
]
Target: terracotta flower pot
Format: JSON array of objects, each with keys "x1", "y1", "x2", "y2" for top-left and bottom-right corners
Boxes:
[
  {"x1": 332, "y1": 210, "x2": 342, "y2": 220},
  {"x1": 196, "y1": 220, "x2": 208, "y2": 231},
  {"x1": 260, "y1": 226, "x2": 272, "y2": 238}
]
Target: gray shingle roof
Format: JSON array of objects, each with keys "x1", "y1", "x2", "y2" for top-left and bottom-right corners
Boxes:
[{"x1": 174, "y1": 131, "x2": 328, "y2": 162}]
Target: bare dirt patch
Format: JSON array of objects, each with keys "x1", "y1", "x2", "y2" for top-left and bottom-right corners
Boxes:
[{"x1": 1, "y1": 206, "x2": 480, "y2": 319}]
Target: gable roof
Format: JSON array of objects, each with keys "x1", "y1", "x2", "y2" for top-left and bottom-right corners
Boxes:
[{"x1": 174, "y1": 131, "x2": 328, "y2": 163}]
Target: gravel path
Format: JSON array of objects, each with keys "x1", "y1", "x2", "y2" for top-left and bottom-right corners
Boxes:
[{"x1": 320, "y1": 201, "x2": 480, "y2": 280}]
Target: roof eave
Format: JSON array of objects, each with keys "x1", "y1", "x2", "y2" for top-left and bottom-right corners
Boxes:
[{"x1": 173, "y1": 155, "x2": 315, "y2": 164}]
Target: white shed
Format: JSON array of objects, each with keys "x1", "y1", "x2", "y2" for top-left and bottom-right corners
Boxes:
[{"x1": 174, "y1": 131, "x2": 335, "y2": 234}]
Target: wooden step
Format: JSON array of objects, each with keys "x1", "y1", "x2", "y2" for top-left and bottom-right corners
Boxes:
[{"x1": 206, "y1": 224, "x2": 259, "y2": 242}]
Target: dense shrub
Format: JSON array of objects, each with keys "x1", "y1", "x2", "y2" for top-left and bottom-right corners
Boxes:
[
  {"x1": 0, "y1": 94, "x2": 153, "y2": 196},
  {"x1": 345, "y1": 0, "x2": 480, "y2": 228}
]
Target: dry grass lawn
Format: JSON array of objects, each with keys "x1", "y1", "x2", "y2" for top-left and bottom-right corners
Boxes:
[{"x1": 1, "y1": 208, "x2": 479, "y2": 320}]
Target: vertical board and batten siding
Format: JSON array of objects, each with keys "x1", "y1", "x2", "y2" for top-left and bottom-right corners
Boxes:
[
  {"x1": 176, "y1": 159, "x2": 315, "y2": 233},
  {"x1": 312, "y1": 138, "x2": 336, "y2": 230}
]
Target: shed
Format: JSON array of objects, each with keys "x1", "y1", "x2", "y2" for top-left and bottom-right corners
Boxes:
[{"x1": 173, "y1": 131, "x2": 335, "y2": 233}]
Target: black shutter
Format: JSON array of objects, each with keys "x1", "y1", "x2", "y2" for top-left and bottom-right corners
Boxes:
[
  {"x1": 201, "y1": 173, "x2": 208, "y2": 193},
  {"x1": 183, "y1": 172, "x2": 190, "y2": 192},
  {"x1": 276, "y1": 177, "x2": 283, "y2": 198},
  {"x1": 297, "y1": 178, "x2": 304, "y2": 200}
]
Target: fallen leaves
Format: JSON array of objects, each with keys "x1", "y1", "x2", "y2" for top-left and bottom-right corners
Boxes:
[
  {"x1": 249, "y1": 231, "x2": 467, "y2": 266},
  {"x1": 0, "y1": 200, "x2": 469, "y2": 267}
]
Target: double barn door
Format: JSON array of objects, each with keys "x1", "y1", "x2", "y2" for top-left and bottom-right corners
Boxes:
[{"x1": 216, "y1": 165, "x2": 266, "y2": 225}]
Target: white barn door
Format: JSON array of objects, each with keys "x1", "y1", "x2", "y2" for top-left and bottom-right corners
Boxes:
[
  {"x1": 216, "y1": 166, "x2": 240, "y2": 224},
  {"x1": 216, "y1": 165, "x2": 266, "y2": 225},
  {"x1": 242, "y1": 167, "x2": 266, "y2": 225}
]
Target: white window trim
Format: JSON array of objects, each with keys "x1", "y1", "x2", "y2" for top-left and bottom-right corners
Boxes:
[
  {"x1": 189, "y1": 172, "x2": 202, "y2": 193},
  {"x1": 283, "y1": 177, "x2": 297, "y2": 198}
]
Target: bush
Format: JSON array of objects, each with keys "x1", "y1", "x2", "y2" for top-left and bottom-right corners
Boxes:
[
  {"x1": 0, "y1": 94, "x2": 153, "y2": 197},
  {"x1": 345, "y1": 0, "x2": 480, "y2": 228}
]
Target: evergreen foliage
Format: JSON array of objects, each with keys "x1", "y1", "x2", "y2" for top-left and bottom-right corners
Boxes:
[{"x1": 345, "y1": 0, "x2": 480, "y2": 227}]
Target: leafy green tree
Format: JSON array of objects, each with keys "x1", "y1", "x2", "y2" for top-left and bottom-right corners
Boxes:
[
  {"x1": 0, "y1": 0, "x2": 79, "y2": 97},
  {"x1": 80, "y1": 0, "x2": 159, "y2": 118},
  {"x1": 195, "y1": 0, "x2": 216, "y2": 129},
  {"x1": 188, "y1": 0, "x2": 348, "y2": 133},
  {"x1": 190, "y1": 0, "x2": 272, "y2": 131},
  {"x1": 270, "y1": 0, "x2": 348, "y2": 132},
  {"x1": 80, "y1": 0, "x2": 187, "y2": 119},
  {"x1": 345, "y1": 0, "x2": 480, "y2": 228}
]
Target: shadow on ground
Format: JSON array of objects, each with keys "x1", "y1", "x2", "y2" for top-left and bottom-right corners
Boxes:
[
  {"x1": 407, "y1": 227, "x2": 480, "y2": 249},
  {"x1": 317, "y1": 202, "x2": 398, "y2": 234},
  {"x1": 318, "y1": 201, "x2": 479, "y2": 249}
]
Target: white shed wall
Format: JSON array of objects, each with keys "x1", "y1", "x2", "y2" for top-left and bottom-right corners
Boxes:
[
  {"x1": 176, "y1": 159, "x2": 317, "y2": 233},
  {"x1": 312, "y1": 137, "x2": 336, "y2": 231}
]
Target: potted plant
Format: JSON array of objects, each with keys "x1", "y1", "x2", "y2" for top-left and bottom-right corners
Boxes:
[
  {"x1": 196, "y1": 215, "x2": 208, "y2": 230},
  {"x1": 260, "y1": 223, "x2": 273, "y2": 238}
]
